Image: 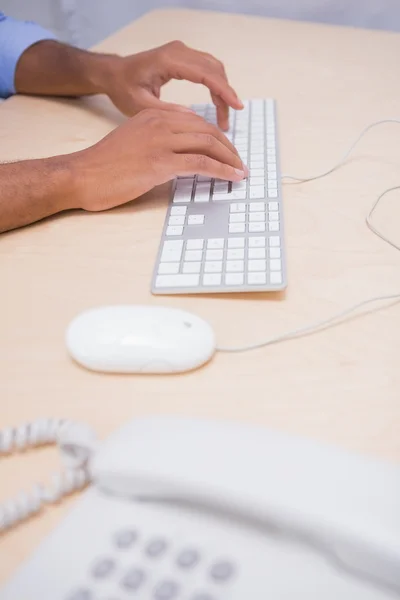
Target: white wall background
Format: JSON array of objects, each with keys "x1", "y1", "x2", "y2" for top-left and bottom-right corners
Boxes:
[{"x1": 2, "y1": 0, "x2": 400, "y2": 48}]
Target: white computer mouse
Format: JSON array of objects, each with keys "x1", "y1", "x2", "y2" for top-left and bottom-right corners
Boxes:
[{"x1": 65, "y1": 305, "x2": 216, "y2": 374}]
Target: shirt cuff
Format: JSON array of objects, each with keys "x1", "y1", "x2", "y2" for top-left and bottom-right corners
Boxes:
[{"x1": 0, "y1": 16, "x2": 57, "y2": 98}]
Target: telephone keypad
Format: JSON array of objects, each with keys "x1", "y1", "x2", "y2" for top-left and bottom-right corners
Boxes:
[{"x1": 66, "y1": 529, "x2": 237, "y2": 600}]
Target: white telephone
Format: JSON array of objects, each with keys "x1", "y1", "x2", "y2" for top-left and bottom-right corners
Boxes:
[{"x1": 1, "y1": 415, "x2": 399, "y2": 600}]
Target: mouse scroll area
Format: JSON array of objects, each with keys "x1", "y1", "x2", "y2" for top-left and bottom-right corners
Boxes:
[{"x1": 65, "y1": 305, "x2": 217, "y2": 375}]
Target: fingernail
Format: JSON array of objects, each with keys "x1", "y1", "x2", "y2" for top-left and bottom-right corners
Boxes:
[
  {"x1": 242, "y1": 164, "x2": 249, "y2": 177},
  {"x1": 234, "y1": 168, "x2": 245, "y2": 178}
]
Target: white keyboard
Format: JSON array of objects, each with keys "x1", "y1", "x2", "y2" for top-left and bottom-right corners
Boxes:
[{"x1": 151, "y1": 99, "x2": 287, "y2": 294}]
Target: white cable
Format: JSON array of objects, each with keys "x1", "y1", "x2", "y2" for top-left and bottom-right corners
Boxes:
[
  {"x1": 216, "y1": 293, "x2": 400, "y2": 353},
  {"x1": 218, "y1": 120, "x2": 400, "y2": 353},
  {"x1": 282, "y1": 119, "x2": 400, "y2": 184},
  {"x1": 0, "y1": 418, "x2": 98, "y2": 534}
]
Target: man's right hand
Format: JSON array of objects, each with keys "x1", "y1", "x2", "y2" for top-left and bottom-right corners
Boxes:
[{"x1": 72, "y1": 109, "x2": 248, "y2": 212}]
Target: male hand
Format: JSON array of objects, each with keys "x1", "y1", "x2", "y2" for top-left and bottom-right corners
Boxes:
[
  {"x1": 71, "y1": 108, "x2": 248, "y2": 212},
  {"x1": 103, "y1": 41, "x2": 243, "y2": 131}
]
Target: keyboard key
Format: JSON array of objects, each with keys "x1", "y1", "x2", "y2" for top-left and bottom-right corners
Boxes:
[
  {"x1": 268, "y1": 189, "x2": 278, "y2": 198},
  {"x1": 249, "y1": 186, "x2": 266, "y2": 199},
  {"x1": 156, "y1": 274, "x2": 200, "y2": 288},
  {"x1": 268, "y1": 236, "x2": 280, "y2": 247},
  {"x1": 186, "y1": 239, "x2": 204, "y2": 250},
  {"x1": 207, "y1": 238, "x2": 224, "y2": 249},
  {"x1": 250, "y1": 153, "x2": 264, "y2": 162},
  {"x1": 231, "y1": 181, "x2": 247, "y2": 191},
  {"x1": 249, "y1": 222, "x2": 266, "y2": 233},
  {"x1": 158, "y1": 263, "x2": 180, "y2": 275},
  {"x1": 270, "y1": 272, "x2": 283, "y2": 284},
  {"x1": 269, "y1": 247, "x2": 281, "y2": 259},
  {"x1": 160, "y1": 249, "x2": 182, "y2": 263},
  {"x1": 204, "y1": 261, "x2": 223, "y2": 273},
  {"x1": 268, "y1": 180, "x2": 278, "y2": 189},
  {"x1": 226, "y1": 260, "x2": 244, "y2": 273},
  {"x1": 213, "y1": 181, "x2": 229, "y2": 194},
  {"x1": 270, "y1": 259, "x2": 282, "y2": 271},
  {"x1": 168, "y1": 216, "x2": 185, "y2": 226},
  {"x1": 194, "y1": 182, "x2": 211, "y2": 203},
  {"x1": 162, "y1": 240, "x2": 183, "y2": 253},
  {"x1": 228, "y1": 238, "x2": 245, "y2": 248},
  {"x1": 214, "y1": 191, "x2": 246, "y2": 201},
  {"x1": 250, "y1": 177, "x2": 265, "y2": 186},
  {"x1": 248, "y1": 248, "x2": 266, "y2": 259},
  {"x1": 166, "y1": 226, "x2": 183, "y2": 236},
  {"x1": 188, "y1": 214, "x2": 205, "y2": 225},
  {"x1": 225, "y1": 273, "x2": 244, "y2": 286},
  {"x1": 197, "y1": 175, "x2": 211, "y2": 182},
  {"x1": 185, "y1": 250, "x2": 203, "y2": 261},
  {"x1": 268, "y1": 212, "x2": 279, "y2": 221},
  {"x1": 248, "y1": 259, "x2": 266, "y2": 272},
  {"x1": 227, "y1": 248, "x2": 245, "y2": 260},
  {"x1": 229, "y1": 223, "x2": 246, "y2": 233},
  {"x1": 248, "y1": 272, "x2": 267, "y2": 285},
  {"x1": 249, "y1": 168, "x2": 264, "y2": 178},
  {"x1": 173, "y1": 191, "x2": 191, "y2": 203},
  {"x1": 203, "y1": 273, "x2": 222, "y2": 286},
  {"x1": 230, "y1": 203, "x2": 246, "y2": 213},
  {"x1": 229, "y1": 213, "x2": 245, "y2": 223},
  {"x1": 249, "y1": 237, "x2": 266, "y2": 248},
  {"x1": 183, "y1": 262, "x2": 201, "y2": 274},
  {"x1": 249, "y1": 212, "x2": 265, "y2": 222},
  {"x1": 268, "y1": 202, "x2": 279, "y2": 211},
  {"x1": 269, "y1": 222, "x2": 280, "y2": 232},
  {"x1": 250, "y1": 160, "x2": 264, "y2": 169},
  {"x1": 206, "y1": 249, "x2": 223, "y2": 260},
  {"x1": 170, "y1": 206, "x2": 187, "y2": 216},
  {"x1": 249, "y1": 202, "x2": 265, "y2": 212}
]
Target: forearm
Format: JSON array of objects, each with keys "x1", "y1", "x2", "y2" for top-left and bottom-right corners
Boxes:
[
  {"x1": 15, "y1": 40, "x2": 119, "y2": 97},
  {"x1": 0, "y1": 157, "x2": 79, "y2": 233}
]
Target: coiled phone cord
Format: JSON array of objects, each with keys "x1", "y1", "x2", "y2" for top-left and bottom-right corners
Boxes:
[{"x1": 0, "y1": 418, "x2": 97, "y2": 534}]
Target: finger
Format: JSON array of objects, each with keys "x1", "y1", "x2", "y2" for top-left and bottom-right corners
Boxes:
[
  {"x1": 172, "y1": 58, "x2": 243, "y2": 110},
  {"x1": 134, "y1": 88, "x2": 194, "y2": 114},
  {"x1": 172, "y1": 133, "x2": 243, "y2": 170},
  {"x1": 173, "y1": 154, "x2": 246, "y2": 182},
  {"x1": 211, "y1": 92, "x2": 230, "y2": 131},
  {"x1": 164, "y1": 112, "x2": 242, "y2": 162}
]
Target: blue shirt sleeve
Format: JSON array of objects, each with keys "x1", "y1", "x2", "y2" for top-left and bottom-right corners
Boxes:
[{"x1": 0, "y1": 11, "x2": 57, "y2": 98}]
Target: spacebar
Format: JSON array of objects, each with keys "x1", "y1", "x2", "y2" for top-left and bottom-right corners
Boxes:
[{"x1": 155, "y1": 274, "x2": 200, "y2": 287}]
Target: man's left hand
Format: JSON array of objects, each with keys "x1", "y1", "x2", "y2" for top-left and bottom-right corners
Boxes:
[{"x1": 103, "y1": 41, "x2": 243, "y2": 130}]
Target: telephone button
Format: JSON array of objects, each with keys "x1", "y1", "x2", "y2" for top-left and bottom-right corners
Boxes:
[
  {"x1": 91, "y1": 558, "x2": 115, "y2": 579},
  {"x1": 176, "y1": 548, "x2": 200, "y2": 569},
  {"x1": 66, "y1": 589, "x2": 93, "y2": 600},
  {"x1": 154, "y1": 580, "x2": 180, "y2": 599},
  {"x1": 209, "y1": 560, "x2": 236, "y2": 582},
  {"x1": 114, "y1": 529, "x2": 138, "y2": 549},
  {"x1": 146, "y1": 538, "x2": 168, "y2": 558},
  {"x1": 121, "y1": 567, "x2": 146, "y2": 591}
]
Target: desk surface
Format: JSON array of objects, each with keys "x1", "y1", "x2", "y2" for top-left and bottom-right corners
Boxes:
[{"x1": 1, "y1": 7, "x2": 400, "y2": 583}]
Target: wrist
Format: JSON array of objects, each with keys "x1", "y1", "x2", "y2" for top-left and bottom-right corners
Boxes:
[{"x1": 83, "y1": 52, "x2": 123, "y2": 95}]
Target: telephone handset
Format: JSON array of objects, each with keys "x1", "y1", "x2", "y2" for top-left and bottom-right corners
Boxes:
[{"x1": 1, "y1": 415, "x2": 399, "y2": 600}]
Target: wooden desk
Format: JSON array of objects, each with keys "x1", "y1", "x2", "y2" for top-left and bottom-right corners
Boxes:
[{"x1": 1, "y1": 7, "x2": 400, "y2": 583}]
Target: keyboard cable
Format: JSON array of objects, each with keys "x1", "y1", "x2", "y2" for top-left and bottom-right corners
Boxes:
[{"x1": 217, "y1": 119, "x2": 400, "y2": 352}]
